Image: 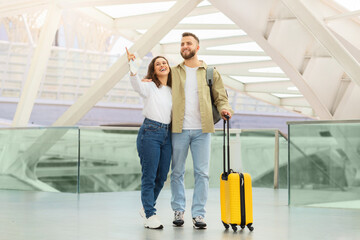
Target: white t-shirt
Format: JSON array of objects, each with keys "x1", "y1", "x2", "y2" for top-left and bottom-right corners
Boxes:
[
  {"x1": 183, "y1": 66, "x2": 202, "y2": 129},
  {"x1": 130, "y1": 74, "x2": 172, "y2": 124}
]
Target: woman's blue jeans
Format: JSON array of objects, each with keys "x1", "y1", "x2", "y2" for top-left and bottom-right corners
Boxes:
[{"x1": 136, "y1": 118, "x2": 172, "y2": 218}]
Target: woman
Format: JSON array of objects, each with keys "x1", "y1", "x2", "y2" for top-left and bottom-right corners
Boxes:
[{"x1": 126, "y1": 48, "x2": 172, "y2": 229}]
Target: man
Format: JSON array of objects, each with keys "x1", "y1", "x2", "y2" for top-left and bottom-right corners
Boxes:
[{"x1": 170, "y1": 32, "x2": 233, "y2": 229}]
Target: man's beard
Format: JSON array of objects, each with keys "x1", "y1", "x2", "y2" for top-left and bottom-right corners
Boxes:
[{"x1": 181, "y1": 49, "x2": 196, "y2": 60}]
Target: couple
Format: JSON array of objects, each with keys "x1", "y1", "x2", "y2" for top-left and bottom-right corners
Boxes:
[{"x1": 127, "y1": 32, "x2": 233, "y2": 229}]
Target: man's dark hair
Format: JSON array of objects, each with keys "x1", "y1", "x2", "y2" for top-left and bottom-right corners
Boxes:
[{"x1": 182, "y1": 32, "x2": 199, "y2": 44}]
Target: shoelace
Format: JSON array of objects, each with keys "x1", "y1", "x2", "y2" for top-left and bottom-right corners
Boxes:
[
  {"x1": 174, "y1": 211, "x2": 183, "y2": 220},
  {"x1": 194, "y1": 216, "x2": 204, "y2": 223}
]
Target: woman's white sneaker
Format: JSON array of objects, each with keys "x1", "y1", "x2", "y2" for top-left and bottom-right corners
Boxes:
[
  {"x1": 145, "y1": 215, "x2": 163, "y2": 229},
  {"x1": 139, "y1": 208, "x2": 145, "y2": 219}
]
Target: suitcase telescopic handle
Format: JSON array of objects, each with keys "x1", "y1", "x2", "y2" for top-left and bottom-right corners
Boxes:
[{"x1": 223, "y1": 115, "x2": 230, "y2": 173}]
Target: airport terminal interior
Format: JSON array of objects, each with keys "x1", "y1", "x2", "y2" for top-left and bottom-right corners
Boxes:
[{"x1": 1, "y1": 0, "x2": 360, "y2": 239}]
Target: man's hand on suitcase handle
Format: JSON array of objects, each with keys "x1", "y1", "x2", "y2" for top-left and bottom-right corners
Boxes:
[{"x1": 221, "y1": 110, "x2": 231, "y2": 120}]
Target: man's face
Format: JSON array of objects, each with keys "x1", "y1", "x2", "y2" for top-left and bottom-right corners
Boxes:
[{"x1": 180, "y1": 36, "x2": 199, "y2": 60}]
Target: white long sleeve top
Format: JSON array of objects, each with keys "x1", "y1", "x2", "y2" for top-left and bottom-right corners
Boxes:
[{"x1": 130, "y1": 74, "x2": 172, "y2": 124}]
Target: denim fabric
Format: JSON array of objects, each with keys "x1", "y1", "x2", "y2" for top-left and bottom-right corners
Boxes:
[
  {"x1": 170, "y1": 130, "x2": 211, "y2": 218},
  {"x1": 137, "y1": 118, "x2": 172, "y2": 218}
]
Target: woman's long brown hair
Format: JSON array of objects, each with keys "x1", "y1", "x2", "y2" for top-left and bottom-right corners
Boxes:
[{"x1": 145, "y1": 56, "x2": 172, "y2": 88}]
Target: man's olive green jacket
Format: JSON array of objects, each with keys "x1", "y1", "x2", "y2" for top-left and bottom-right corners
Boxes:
[{"x1": 171, "y1": 61, "x2": 233, "y2": 133}]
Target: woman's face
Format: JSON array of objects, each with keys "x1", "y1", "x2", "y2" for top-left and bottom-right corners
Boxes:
[{"x1": 154, "y1": 58, "x2": 170, "y2": 77}]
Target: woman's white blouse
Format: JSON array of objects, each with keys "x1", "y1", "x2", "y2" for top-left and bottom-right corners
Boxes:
[{"x1": 130, "y1": 74, "x2": 172, "y2": 124}]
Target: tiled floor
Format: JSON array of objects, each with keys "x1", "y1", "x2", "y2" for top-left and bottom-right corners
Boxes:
[{"x1": 0, "y1": 188, "x2": 360, "y2": 240}]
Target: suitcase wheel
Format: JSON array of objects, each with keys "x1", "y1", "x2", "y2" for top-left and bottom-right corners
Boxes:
[
  {"x1": 240, "y1": 225, "x2": 245, "y2": 229},
  {"x1": 231, "y1": 224, "x2": 237, "y2": 232},
  {"x1": 247, "y1": 223, "x2": 254, "y2": 232},
  {"x1": 222, "y1": 221, "x2": 229, "y2": 229}
]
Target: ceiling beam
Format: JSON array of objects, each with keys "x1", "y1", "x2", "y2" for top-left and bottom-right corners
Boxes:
[
  {"x1": 74, "y1": 8, "x2": 142, "y2": 44},
  {"x1": 282, "y1": 0, "x2": 360, "y2": 87},
  {"x1": 247, "y1": 92, "x2": 281, "y2": 106},
  {"x1": 281, "y1": 97, "x2": 310, "y2": 107},
  {"x1": 210, "y1": 0, "x2": 332, "y2": 119},
  {"x1": 222, "y1": 75, "x2": 244, "y2": 92},
  {"x1": 245, "y1": 81, "x2": 299, "y2": 94},
  {"x1": 116, "y1": 29, "x2": 142, "y2": 42}
]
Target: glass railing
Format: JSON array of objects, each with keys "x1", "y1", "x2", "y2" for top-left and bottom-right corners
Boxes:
[
  {"x1": 0, "y1": 126, "x2": 286, "y2": 193},
  {"x1": 234, "y1": 129, "x2": 288, "y2": 189},
  {"x1": 0, "y1": 127, "x2": 79, "y2": 192},
  {"x1": 288, "y1": 120, "x2": 360, "y2": 209},
  {"x1": 78, "y1": 127, "x2": 140, "y2": 193}
]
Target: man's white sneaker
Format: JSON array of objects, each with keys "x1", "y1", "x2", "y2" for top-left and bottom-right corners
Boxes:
[
  {"x1": 145, "y1": 215, "x2": 163, "y2": 229},
  {"x1": 192, "y1": 216, "x2": 207, "y2": 229},
  {"x1": 173, "y1": 211, "x2": 184, "y2": 226}
]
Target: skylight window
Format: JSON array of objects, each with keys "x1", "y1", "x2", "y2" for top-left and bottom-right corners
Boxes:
[
  {"x1": 249, "y1": 67, "x2": 284, "y2": 73},
  {"x1": 198, "y1": 55, "x2": 271, "y2": 65},
  {"x1": 155, "y1": 29, "x2": 246, "y2": 44},
  {"x1": 271, "y1": 93, "x2": 302, "y2": 98},
  {"x1": 198, "y1": 0, "x2": 211, "y2": 7},
  {"x1": 230, "y1": 76, "x2": 289, "y2": 83},
  {"x1": 332, "y1": 0, "x2": 360, "y2": 11},
  {"x1": 287, "y1": 86, "x2": 299, "y2": 91},
  {"x1": 207, "y1": 42, "x2": 264, "y2": 52},
  {"x1": 96, "y1": 2, "x2": 176, "y2": 18},
  {"x1": 180, "y1": 12, "x2": 235, "y2": 24}
]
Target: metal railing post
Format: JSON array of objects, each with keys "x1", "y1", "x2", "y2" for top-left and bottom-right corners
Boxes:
[{"x1": 274, "y1": 130, "x2": 279, "y2": 189}]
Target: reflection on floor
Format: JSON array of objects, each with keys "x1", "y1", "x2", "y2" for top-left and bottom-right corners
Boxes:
[
  {"x1": 308, "y1": 200, "x2": 360, "y2": 209},
  {"x1": 1, "y1": 188, "x2": 360, "y2": 240}
]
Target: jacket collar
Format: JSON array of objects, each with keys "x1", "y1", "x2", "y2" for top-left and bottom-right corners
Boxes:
[{"x1": 177, "y1": 60, "x2": 207, "y2": 70}]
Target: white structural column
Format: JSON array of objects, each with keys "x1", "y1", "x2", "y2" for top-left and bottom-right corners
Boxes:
[
  {"x1": 281, "y1": 0, "x2": 360, "y2": 86},
  {"x1": 12, "y1": 4, "x2": 62, "y2": 127},
  {"x1": 53, "y1": 0, "x2": 201, "y2": 126},
  {"x1": 209, "y1": 0, "x2": 332, "y2": 119}
]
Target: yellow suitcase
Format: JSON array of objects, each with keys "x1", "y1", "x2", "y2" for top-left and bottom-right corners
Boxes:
[{"x1": 220, "y1": 117, "x2": 254, "y2": 232}]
